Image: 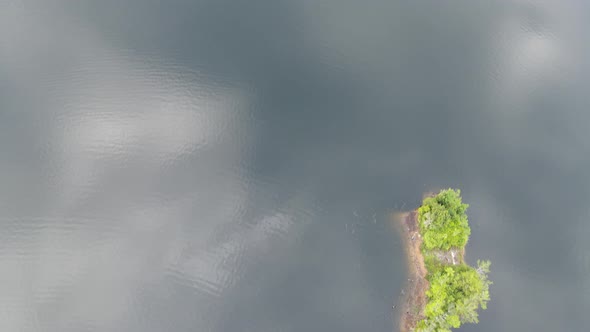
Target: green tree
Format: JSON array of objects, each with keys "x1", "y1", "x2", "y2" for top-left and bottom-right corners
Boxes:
[
  {"x1": 417, "y1": 262, "x2": 492, "y2": 331},
  {"x1": 417, "y1": 189, "x2": 471, "y2": 250},
  {"x1": 415, "y1": 189, "x2": 491, "y2": 331}
]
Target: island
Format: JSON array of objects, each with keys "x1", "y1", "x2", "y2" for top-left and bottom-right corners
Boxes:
[{"x1": 395, "y1": 189, "x2": 491, "y2": 332}]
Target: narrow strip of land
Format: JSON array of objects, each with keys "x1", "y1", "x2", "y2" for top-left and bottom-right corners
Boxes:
[
  {"x1": 394, "y1": 189, "x2": 491, "y2": 332},
  {"x1": 395, "y1": 211, "x2": 426, "y2": 332}
]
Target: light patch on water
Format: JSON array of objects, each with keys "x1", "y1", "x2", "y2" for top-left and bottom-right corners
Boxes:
[
  {"x1": 485, "y1": 0, "x2": 584, "y2": 127},
  {"x1": 0, "y1": 2, "x2": 276, "y2": 331}
]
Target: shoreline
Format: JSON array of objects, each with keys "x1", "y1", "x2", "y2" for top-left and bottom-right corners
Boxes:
[{"x1": 394, "y1": 211, "x2": 428, "y2": 332}]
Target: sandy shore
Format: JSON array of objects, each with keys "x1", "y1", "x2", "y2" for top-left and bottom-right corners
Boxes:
[{"x1": 393, "y1": 211, "x2": 428, "y2": 332}]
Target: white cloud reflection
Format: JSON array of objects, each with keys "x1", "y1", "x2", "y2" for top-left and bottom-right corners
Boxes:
[{"x1": 0, "y1": 2, "x2": 301, "y2": 332}]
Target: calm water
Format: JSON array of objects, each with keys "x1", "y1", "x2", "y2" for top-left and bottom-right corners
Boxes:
[{"x1": 1, "y1": 0, "x2": 589, "y2": 331}]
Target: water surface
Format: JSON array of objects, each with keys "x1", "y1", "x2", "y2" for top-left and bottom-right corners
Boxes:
[{"x1": 1, "y1": 0, "x2": 589, "y2": 331}]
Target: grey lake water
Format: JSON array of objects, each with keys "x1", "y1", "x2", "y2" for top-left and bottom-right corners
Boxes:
[{"x1": 1, "y1": 0, "x2": 589, "y2": 331}]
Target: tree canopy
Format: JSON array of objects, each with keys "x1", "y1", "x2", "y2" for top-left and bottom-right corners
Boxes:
[
  {"x1": 415, "y1": 189, "x2": 491, "y2": 332},
  {"x1": 416, "y1": 261, "x2": 491, "y2": 332},
  {"x1": 417, "y1": 189, "x2": 471, "y2": 251}
]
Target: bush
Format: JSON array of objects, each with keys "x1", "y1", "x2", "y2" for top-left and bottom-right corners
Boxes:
[{"x1": 417, "y1": 189, "x2": 471, "y2": 250}]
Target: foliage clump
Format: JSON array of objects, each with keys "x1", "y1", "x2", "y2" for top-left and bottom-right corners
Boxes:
[
  {"x1": 416, "y1": 261, "x2": 491, "y2": 332},
  {"x1": 414, "y1": 189, "x2": 491, "y2": 332},
  {"x1": 417, "y1": 189, "x2": 471, "y2": 251}
]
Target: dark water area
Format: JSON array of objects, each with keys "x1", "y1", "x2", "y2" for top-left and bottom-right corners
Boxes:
[{"x1": 2, "y1": 0, "x2": 590, "y2": 331}]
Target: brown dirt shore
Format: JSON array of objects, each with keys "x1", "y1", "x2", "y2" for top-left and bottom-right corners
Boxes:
[{"x1": 393, "y1": 211, "x2": 428, "y2": 332}]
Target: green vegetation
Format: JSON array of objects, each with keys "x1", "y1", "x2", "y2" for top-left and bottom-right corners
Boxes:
[
  {"x1": 415, "y1": 189, "x2": 491, "y2": 332},
  {"x1": 417, "y1": 189, "x2": 470, "y2": 251}
]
